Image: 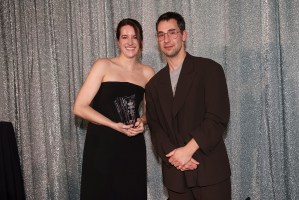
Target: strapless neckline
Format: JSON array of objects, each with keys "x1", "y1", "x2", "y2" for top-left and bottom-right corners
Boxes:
[{"x1": 101, "y1": 81, "x2": 145, "y2": 90}]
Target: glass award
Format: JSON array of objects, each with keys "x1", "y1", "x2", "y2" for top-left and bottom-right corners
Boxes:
[{"x1": 114, "y1": 94, "x2": 136, "y2": 126}]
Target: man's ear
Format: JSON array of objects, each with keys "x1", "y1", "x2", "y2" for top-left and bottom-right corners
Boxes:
[{"x1": 182, "y1": 30, "x2": 187, "y2": 42}]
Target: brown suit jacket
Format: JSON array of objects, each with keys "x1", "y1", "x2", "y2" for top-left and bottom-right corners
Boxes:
[{"x1": 145, "y1": 53, "x2": 231, "y2": 192}]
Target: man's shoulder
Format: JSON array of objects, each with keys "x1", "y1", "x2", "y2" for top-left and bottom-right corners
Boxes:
[
  {"x1": 187, "y1": 53, "x2": 220, "y2": 66},
  {"x1": 186, "y1": 53, "x2": 223, "y2": 72},
  {"x1": 146, "y1": 66, "x2": 167, "y2": 88}
]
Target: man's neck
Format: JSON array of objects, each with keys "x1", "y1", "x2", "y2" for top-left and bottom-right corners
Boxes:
[{"x1": 167, "y1": 51, "x2": 187, "y2": 71}]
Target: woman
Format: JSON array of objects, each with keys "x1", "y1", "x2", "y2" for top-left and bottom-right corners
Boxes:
[{"x1": 73, "y1": 18, "x2": 154, "y2": 200}]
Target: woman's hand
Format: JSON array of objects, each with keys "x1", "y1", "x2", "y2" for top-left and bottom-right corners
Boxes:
[
  {"x1": 113, "y1": 122, "x2": 134, "y2": 136},
  {"x1": 127, "y1": 118, "x2": 145, "y2": 136},
  {"x1": 112, "y1": 118, "x2": 144, "y2": 137}
]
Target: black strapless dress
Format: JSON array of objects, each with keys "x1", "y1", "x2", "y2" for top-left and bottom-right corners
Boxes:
[{"x1": 80, "y1": 82, "x2": 147, "y2": 200}]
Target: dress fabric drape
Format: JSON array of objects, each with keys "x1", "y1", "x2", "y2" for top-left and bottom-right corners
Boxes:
[{"x1": 0, "y1": 122, "x2": 25, "y2": 200}]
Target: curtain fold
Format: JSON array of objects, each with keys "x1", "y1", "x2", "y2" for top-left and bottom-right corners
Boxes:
[{"x1": 0, "y1": 0, "x2": 298, "y2": 199}]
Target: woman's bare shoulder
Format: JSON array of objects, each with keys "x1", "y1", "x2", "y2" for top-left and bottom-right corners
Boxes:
[
  {"x1": 93, "y1": 58, "x2": 113, "y2": 66},
  {"x1": 140, "y1": 64, "x2": 155, "y2": 80},
  {"x1": 90, "y1": 58, "x2": 115, "y2": 71}
]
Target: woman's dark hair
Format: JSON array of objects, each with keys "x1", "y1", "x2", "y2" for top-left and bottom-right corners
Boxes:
[
  {"x1": 156, "y1": 12, "x2": 185, "y2": 32},
  {"x1": 116, "y1": 18, "x2": 143, "y2": 50}
]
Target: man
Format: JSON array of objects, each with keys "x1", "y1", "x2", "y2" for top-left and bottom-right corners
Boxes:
[{"x1": 145, "y1": 12, "x2": 231, "y2": 200}]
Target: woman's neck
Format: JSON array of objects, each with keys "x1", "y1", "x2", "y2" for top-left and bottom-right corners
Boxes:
[{"x1": 114, "y1": 55, "x2": 139, "y2": 71}]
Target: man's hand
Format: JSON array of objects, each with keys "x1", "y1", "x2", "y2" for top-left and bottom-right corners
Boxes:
[
  {"x1": 179, "y1": 159, "x2": 199, "y2": 171},
  {"x1": 166, "y1": 147, "x2": 192, "y2": 167},
  {"x1": 166, "y1": 148, "x2": 199, "y2": 170},
  {"x1": 166, "y1": 138, "x2": 200, "y2": 171}
]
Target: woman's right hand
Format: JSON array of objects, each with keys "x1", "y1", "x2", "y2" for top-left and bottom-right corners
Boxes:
[{"x1": 113, "y1": 122, "x2": 136, "y2": 137}]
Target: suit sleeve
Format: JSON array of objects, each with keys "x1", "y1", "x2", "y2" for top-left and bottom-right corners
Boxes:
[
  {"x1": 190, "y1": 61, "x2": 230, "y2": 155},
  {"x1": 145, "y1": 85, "x2": 176, "y2": 164}
]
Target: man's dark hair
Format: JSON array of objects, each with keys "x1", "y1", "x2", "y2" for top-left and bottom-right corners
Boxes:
[{"x1": 156, "y1": 12, "x2": 186, "y2": 32}]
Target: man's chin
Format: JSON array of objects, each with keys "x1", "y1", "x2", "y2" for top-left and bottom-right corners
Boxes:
[{"x1": 163, "y1": 51, "x2": 178, "y2": 58}]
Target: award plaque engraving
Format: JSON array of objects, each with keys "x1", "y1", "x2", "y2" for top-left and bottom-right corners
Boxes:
[{"x1": 114, "y1": 94, "x2": 136, "y2": 126}]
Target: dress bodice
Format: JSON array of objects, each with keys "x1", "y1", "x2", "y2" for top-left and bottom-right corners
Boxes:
[{"x1": 92, "y1": 82, "x2": 144, "y2": 124}]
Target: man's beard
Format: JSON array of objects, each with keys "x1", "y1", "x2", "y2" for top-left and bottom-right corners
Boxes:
[{"x1": 162, "y1": 46, "x2": 180, "y2": 58}]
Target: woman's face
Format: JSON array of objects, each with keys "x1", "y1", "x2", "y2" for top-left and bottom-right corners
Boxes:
[{"x1": 118, "y1": 25, "x2": 140, "y2": 59}]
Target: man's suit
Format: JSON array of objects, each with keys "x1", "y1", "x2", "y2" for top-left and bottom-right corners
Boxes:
[{"x1": 146, "y1": 53, "x2": 231, "y2": 193}]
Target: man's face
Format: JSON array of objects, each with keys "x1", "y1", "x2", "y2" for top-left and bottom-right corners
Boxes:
[{"x1": 156, "y1": 19, "x2": 186, "y2": 58}]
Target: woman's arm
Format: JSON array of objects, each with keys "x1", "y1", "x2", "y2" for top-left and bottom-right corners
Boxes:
[
  {"x1": 73, "y1": 59, "x2": 132, "y2": 134},
  {"x1": 129, "y1": 65, "x2": 155, "y2": 134}
]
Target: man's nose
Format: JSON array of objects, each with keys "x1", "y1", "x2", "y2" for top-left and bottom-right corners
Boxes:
[{"x1": 164, "y1": 33, "x2": 170, "y2": 42}]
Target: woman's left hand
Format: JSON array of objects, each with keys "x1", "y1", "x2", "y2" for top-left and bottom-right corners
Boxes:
[{"x1": 127, "y1": 118, "x2": 145, "y2": 136}]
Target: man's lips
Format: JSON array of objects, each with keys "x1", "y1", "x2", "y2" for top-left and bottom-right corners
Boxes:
[{"x1": 163, "y1": 45, "x2": 173, "y2": 50}]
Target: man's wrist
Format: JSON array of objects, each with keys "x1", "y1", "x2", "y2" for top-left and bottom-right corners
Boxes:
[{"x1": 185, "y1": 138, "x2": 199, "y2": 155}]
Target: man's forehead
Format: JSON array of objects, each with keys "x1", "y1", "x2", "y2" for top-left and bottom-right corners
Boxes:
[{"x1": 157, "y1": 19, "x2": 178, "y2": 31}]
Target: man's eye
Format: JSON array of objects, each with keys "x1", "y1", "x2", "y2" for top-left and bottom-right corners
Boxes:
[
  {"x1": 157, "y1": 33, "x2": 164, "y2": 38},
  {"x1": 169, "y1": 31, "x2": 176, "y2": 35}
]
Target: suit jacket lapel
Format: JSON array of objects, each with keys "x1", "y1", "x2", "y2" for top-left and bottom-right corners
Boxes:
[
  {"x1": 157, "y1": 67, "x2": 175, "y2": 133},
  {"x1": 173, "y1": 53, "x2": 195, "y2": 116}
]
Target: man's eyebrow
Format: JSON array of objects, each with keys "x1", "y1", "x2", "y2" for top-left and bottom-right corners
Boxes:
[{"x1": 157, "y1": 28, "x2": 176, "y2": 33}]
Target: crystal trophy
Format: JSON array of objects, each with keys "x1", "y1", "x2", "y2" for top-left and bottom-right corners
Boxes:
[{"x1": 114, "y1": 94, "x2": 136, "y2": 126}]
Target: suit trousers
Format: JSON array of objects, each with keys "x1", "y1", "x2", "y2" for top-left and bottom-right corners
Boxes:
[{"x1": 167, "y1": 178, "x2": 231, "y2": 200}]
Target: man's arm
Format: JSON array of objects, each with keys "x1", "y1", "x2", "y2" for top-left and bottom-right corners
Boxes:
[
  {"x1": 145, "y1": 85, "x2": 176, "y2": 164},
  {"x1": 190, "y1": 61, "x2": 230, "y2": 155},
  {"x1": 166, "y1": 60, "x2": 229, "y2": 170}
]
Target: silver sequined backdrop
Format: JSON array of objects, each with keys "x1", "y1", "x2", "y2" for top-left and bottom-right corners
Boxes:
[{"x1": 0, "y1": 0, "x2": 298, "y2": 199}]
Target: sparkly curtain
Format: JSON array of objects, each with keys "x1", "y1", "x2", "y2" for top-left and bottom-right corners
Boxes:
[{"x1": 0, "y1": 0, "x2": 298, "y2": 199}]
